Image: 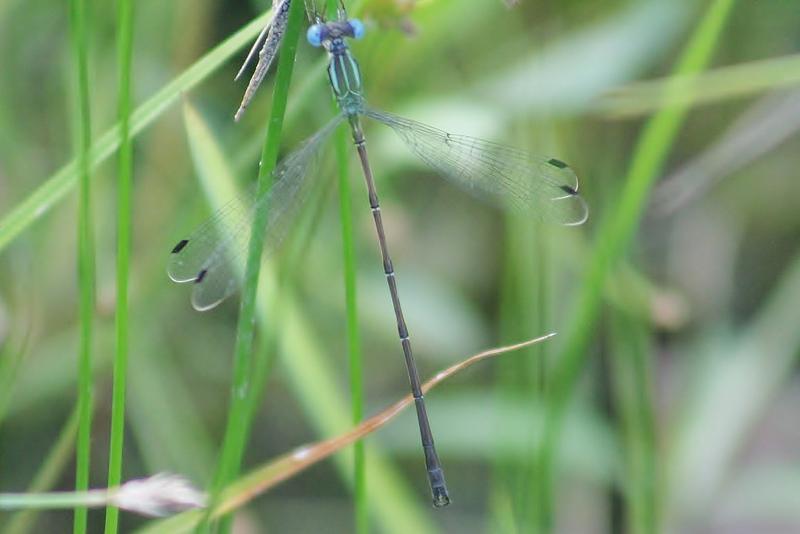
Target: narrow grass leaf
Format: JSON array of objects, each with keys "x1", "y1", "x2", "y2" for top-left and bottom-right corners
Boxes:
[
  {"x1": 126, "y1": 321, "x2": 218, "y2": 485},
  {"x1": 653, "y1": 89, "x2": 800, "y2": 215},
  {"x1": 104, "y1": 0, "x2": 135, "y2": 531},
  {"x1": 68, "y1": 0, "x2": 96, "y2": 531},
  {"x1": 536, "y1": 0, "x2": 737, "y2": 530},
  {"x1": 207, "y1": 2, "x2": 305, "y2": 532},
  {"x1": 0, "y1": 9, "x2": 274, "y2": 253},
  {"x1": 218, "y1": 336, "x2": 556, "y2": 515},
  {"x1": 596, "y1": 52, "x2": 800, "y2": 118},
  {"x1": 0, "y1": 330, "x2": 32, "y2": 425},
  {"x1": 137, "y1": 335, "x2": 556, "y2": 534},
  {"x1": 323, "y1": 0, "x2": 366, "y2": 531},
  {"x1": 610, "y1": 309, "x2": 659, "y2": 534}
]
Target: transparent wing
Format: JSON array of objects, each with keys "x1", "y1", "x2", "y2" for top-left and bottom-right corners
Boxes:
[
  {"x1": 167, "y1": 193, "x2": 252, "y2": 284},
  {"x1": 234, "y1": 0, "x2": 292, "y2": 122},
  {"x1": 168, "y1": 113, "x2": 345, "y2": 311},
  {"x1": 364, "y1": 107, "x2": 588, "y2": 225}
]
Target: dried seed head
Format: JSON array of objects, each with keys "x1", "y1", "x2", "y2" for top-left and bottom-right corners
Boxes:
[{"x1": 112, "y1": 473, "x2": 207, "y2": 517}]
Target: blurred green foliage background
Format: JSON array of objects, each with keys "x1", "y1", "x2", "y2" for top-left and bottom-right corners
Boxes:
[{"x1": 2, "y1": 0, "x2": 800, "y2": 532}]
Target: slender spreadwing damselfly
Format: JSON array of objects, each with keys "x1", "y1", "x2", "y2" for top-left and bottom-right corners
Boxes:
[{"x1": 169, "y1": 1, "x2": 588, "y2": 507}]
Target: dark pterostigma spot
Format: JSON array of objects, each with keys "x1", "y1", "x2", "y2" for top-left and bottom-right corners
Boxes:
[
  {"x1": 195, "y1": 269, "x2": 208, "y2": 284},
  {"x1": 560, "y1": 184, "x2": 578, "y2": 195},
  {"x1": 171, "y1": 239, "x2": 189, "y2": 254},
  {"x1": 547, "y1": 158, "x2": 568, "y2": 169}
]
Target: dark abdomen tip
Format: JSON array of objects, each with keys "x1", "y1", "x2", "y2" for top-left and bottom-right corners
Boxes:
[
  {"x1": 432, "y1": 487, "x2": 450, "y2": 508},
  {"x1": 171, "y1": 239, "x2": 189, "y2": 254}
]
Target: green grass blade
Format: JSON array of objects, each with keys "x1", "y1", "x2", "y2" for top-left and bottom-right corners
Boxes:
[
  {"x1": 68, "y1": 0, "x2": 95, "y2": 531},
  {"x1": 536, "y1": 0, "x2": 737, "y2": 530},
  {"x1": 493, "y1": 212, "x2": 545, "y2": 530},
  {"x1": 0, "y1": 9, "x2": 273, "y2": 254},
  {"x1": 1, "y1": 491, "x2": 106, "y2": 513},
  {"x1": 494, "y1": 124, "x2": 558, "y2": 532},
  {"x1": 126, "y1": 331, "x2": 217, "y2": 484},
  {"x1": 208, "y1": 1, "x2": 305, "y2": 531},
  {"x1": 526, "y1": 229, "x2": 550, "y2": 532},
  {"x1": 0, "y1": 1, "x2": 377, "y2": 257},
  {"x1": 596, "y1": 52, "x2": 800, "y2": 118},
  {"x1": 323, "y1": 0, "x2": 366, "y2": 531},
  {"x1": 610, "y1": 308, "x2": 659, "y2": 534},
  {"x1": 103, "y1": 0, "x2": 135, "y2": 531},
  {"x1": 336, "y1": 123, "x2": 367, "y2": 534}
]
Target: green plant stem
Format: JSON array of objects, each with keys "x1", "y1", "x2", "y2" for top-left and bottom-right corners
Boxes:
[
  {"x1": 324, "y1": 1, "x2": 366, "y2": 532},
  {"x1": 492, "y1": 214, "x2": 526, "y2": 529},
  {"x1": 523, "y1": 224, "x2": 549, "y2": 534},
  {"x1": 493, "y1": 211, "x2": 548, "y2": 531},
  {"x1": 69, "y1": 0, "x2": 95, "y2": 532},
  {"x1": 535, "y1": 0, "x2": 736, "y2": 531},
  {"x1": 1, "y1": 490, "x2": 108, "y2": 512},
  {"x1": 104, "y1": 0, "x2": 134, "y2": 532},
  {"x1": 610, "y1": 308, "x2": 658, "y2": 534},
  {"x1": 208, "y1": 1, "x2": 305, "y2": 532},
  {"x1": 338, "y1": 124, "x2": 367, "y2": 534},
  {"x1": 0, "y1": 9, "x2": 276, "y2": 254},
  {"x1": 5, "y1": 405, "x2": 81, "y2": 534}
]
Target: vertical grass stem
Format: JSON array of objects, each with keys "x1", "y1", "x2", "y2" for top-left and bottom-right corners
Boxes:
[{"x1": 69, "y1": 0, "x2": 96, "y2": 531}]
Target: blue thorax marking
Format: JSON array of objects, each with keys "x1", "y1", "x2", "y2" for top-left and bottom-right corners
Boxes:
[
  {"x1": 328, "y1": 45, "x2": 364, "y2": 116},
  {"x1": 307, "y1": 18, "x2": 366, "y2": 116}
]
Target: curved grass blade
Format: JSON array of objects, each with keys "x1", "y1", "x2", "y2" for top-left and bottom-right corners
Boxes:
[
  {"x1": 534, "y1": 0, "x2": 737, "y2": 529},
  {"x1": 652, "y1": 89, "x2": 800, "y2": 216},
  {"x1": 136, "y1": 334, "x2": 556, "y2": 534},
  {"x1": 206, "y1": 2, "x2": 305, "y2": 529},
  {"x1": 364, "y1": 107, "x2": 588, "y2": 225},
  {"x1": 0, "y1": 9, "x2": 274, "y2": 254},
  {"x1": 168, "y1": 114, "x2": 343, "y2": 311}
]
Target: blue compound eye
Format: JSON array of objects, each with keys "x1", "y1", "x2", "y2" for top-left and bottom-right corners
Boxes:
[
  {"x1": 348, "y1": 19, "x2": 365, "y2": 39},
  {"x1": 307, "y1": 24, "x2": 324, "y2": 47}
]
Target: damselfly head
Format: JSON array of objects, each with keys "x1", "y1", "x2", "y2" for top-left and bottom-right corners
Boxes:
[
  {"x1": 307, "y1": 18, "x2": 365, "y2": 47},
  {"x1": 306, "y1": 23, "x2": 325, "y2": 47}
]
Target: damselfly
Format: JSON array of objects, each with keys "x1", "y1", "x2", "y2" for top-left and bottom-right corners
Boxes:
[{"x1": 169, "y1": 4, "x2": 587, "y2": 507}]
